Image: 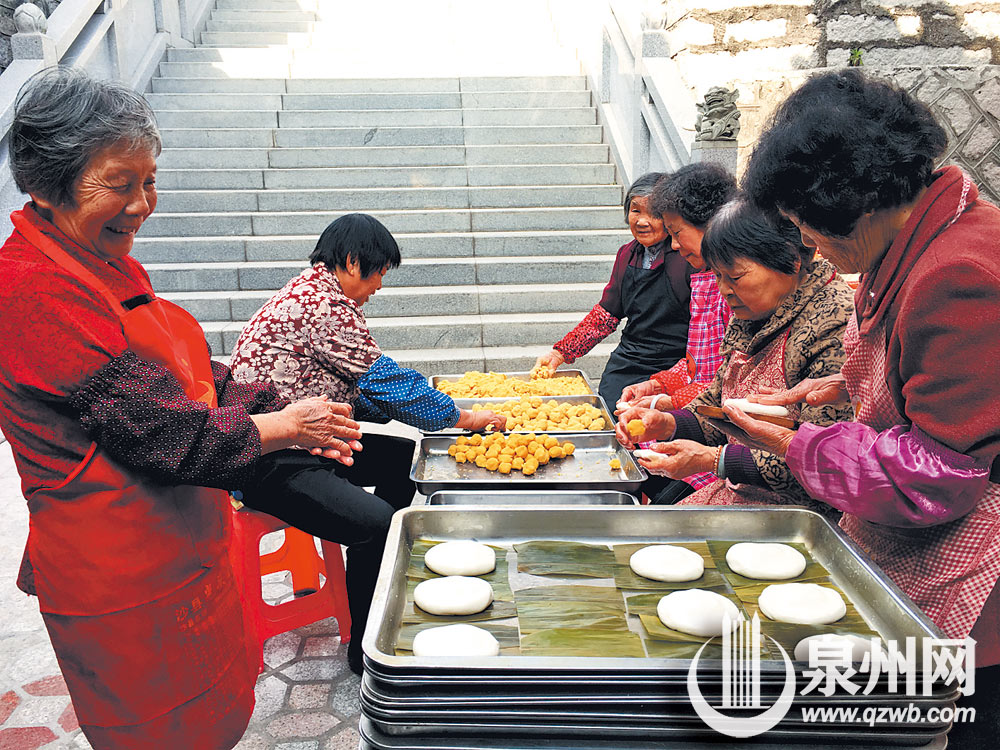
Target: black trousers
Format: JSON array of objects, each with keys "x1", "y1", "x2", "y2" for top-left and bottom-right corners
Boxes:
[{"x1": 239, "y1": 434, "x2": 416, "y2": 656}]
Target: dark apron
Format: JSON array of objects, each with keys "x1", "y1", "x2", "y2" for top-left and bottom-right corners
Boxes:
[{"x1": 598, "y1": 242, "x2": 689, "y2": 407}]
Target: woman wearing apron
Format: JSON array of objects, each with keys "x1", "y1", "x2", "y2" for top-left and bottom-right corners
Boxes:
[
  {"x1": 0, "y1": 69, "x2": 364, "y2": 749},
  {"x1": 533, "y1": 172, "x2": 692, "y2": 409},
  {"x1": 615, "y1": 199, "x2": 854, "y2": 514},
  {"x1": 727, "y1": 70, "x2": 1000, "y2": 746}
]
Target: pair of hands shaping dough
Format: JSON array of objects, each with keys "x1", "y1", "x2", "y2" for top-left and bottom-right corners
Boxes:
[{"x1": 614, "y1": 374, "x2": 848, "y2": 479}]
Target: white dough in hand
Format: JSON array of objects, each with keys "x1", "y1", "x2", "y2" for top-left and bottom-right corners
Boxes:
[
  {"x1": 413, "y1": 576, "x2": 494, "y2": 615},
  {"x1": 657, "y1": 589, "x2": 743, "y2": 637},
  {"x1": 424, "y1": 541, "x2": 496, "y2": 577},
  {"x1": 630, "y1": 544, "x2": 704, "y2": 582},
  {"x1": 726, "y1": 542, "x2": 807, "y2": 580},
  {"x1": 633, "y1": 449, "x2": 658, "y2": 460},
  {"x1": 412, "y1": 623, "x2": 500, "y2": 657},
  {"x1": 723, "y1": 397, "x2": 790, "y2": 418},
  {"x1": 759, "y1": 583, "x2": 846, "y2": 624}
]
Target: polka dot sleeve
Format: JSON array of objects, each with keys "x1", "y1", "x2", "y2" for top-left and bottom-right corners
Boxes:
[{"x1": 356, "y1": 355, "x2": 460, "y2": 431}]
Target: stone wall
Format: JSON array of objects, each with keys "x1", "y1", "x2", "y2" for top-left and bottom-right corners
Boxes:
[
  {"x1": 733, "y1": 65, "x2": 1000, "y2": 205},
  {"x1": 0, "y1": 1, "x2": 62, "y2": 71}
]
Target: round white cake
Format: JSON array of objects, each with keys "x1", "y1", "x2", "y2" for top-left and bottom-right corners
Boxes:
[
  {"x1": 413, "y1": 576, "x2": 494, "y2": 616},
  {"x1": 412, "y1": 623, "x2": 500, "y2": 657},
  {"x1": 424, "y1": 540, "x2": 496, "y2": 577},
  {"x1": 657, "y1": 589, "x2": 742, "y2": 637},
  {"x1": 793, "y1": 633, "x2": 882, "y2": 663},
  {"x1": 726, "y1": 542, "x2": 807, "y2": 580},
  {"x1": 630, "y1": 544, "x2": 704, "y2": 582},
  {"x1": 723, "y1": 397, "x2": 790, "y2": 418},
  {"x1": 758, "y1": 583, "x2": 846, "y2": 625}
]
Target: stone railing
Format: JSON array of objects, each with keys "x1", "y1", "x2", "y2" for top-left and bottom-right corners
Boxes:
[{"x1": 0, "y1": 0, "x2": 215, "y2": 236}]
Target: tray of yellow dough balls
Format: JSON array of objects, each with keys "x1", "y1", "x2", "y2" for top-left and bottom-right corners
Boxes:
[
  {"x1": 430, "y1": 370, "x2": 594, "y2": 398},
  {"x1": 422, "y1": 395, "x2": 615, "y2": 436},
  {"x1": 410, "y1": 433, "x2": 647, "y2": 494}
]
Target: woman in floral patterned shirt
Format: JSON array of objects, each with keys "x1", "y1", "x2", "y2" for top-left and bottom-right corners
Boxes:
[{"x1": 231, "y1": 215, "x2": 503, "y2": 670}]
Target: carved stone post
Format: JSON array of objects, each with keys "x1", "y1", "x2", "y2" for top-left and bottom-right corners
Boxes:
[
  {"x1": 691, "y1": 86, "x2": 740, "y2": 175},
  {"x1": 11, "y1": 2, "x2": 56, "y2": 65}
]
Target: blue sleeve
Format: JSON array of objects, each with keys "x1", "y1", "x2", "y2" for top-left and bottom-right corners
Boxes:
[
  {"x1": 357, "y1": 355, "x2": 461, "y2": 431},
  {"x1": 352, "y1": 391, "x2": 391, "y2": 424}
]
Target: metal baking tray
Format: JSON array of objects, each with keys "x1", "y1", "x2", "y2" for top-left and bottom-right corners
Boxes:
[
  {"x1": 363, "y1": 507, "x2": 947, "y2": 677},
  {"x1": 411, "y1": 433, "x2": 646, "y2": 494},
  {"x1": 421, "y1": 394, "x2": 615, "y2": 435},
  {"x1": 358, "y1": 717, "x2": 948, "y2": 750},
  {"x1": 426, "y1": 490, "x2": 638, "y2": 506},
  {"x1": 360, "y1": 714, "x2": 945, "y2": 744},
  {"x1": 429, "y1": 369, "x2": 595, "y2": 395}
]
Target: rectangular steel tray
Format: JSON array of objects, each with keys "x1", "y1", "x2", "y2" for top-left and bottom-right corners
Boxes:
[
  {"x1": 358, "y1": 716, "x2": 948, "y2": 750},
  {"x1": 429, "y1": 369, "x2": 595, "y2": 396},
  {"x1": 410, "y1": 433, "x2": 646, "y2": 494},
  {"x1": 421, "y1": 394, "x2": 615, "y2": 435},
  {"x1": 363, "y1": 507, "x2": 946, "y2": 677},
  {"x1": 426, "y1": 491, "x2": 638, "y2": 506}
]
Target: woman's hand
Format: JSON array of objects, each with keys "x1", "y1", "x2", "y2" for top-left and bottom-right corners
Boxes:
[
  {"x1": 254, "y1": 396, "x2": 363, "y2": 465},
  {"x1": 618, "y1": 379, "x2": 660, "y2": 407},
  {"x1": 711, "y1": 403, "x2": 797, "y2": 458},
  {"x1": 531, "y1": 350, "x2": 564, "y2": 378},
  {"x1": 635, "y1": 440, "x2": 716, "y2": 479},
  {"x1": 750, "y1": 374, "x2": 849, "y2": 407},
  {"x1": 456, "y1": 409, "x2": 508, "y2": 433},
  {"x1": 614, "y1": 407, "x2": 676, "y2": 448},
  {"x1": 614, "y1": 393, "x2": 672, "y2": 415}
]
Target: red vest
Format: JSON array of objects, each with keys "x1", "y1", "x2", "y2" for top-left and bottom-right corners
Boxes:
[{"x1": 13, "y1": 212, "x2": 255, "y2": 748}]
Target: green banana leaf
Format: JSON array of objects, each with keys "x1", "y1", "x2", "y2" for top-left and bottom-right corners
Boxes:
[
  {"x1": 519, "y1": 628, "x2": 645, "y2": 657},
  {"x1": 757, "y1": 620, "x2": 881, "y2": 658},
  {"x1": 612, "y1": 541, "x2": 716, "y2": 568},
  {"x1": 635, "y1": 586, "x2": 751, "y2": 643},
  {"x1": 515, "y1": 599, "x2": 629, "y2": 634},
  {"x1": 514, "y1": 540, "x2": 618, "y2": 578},
  {"x1": 395, "y1": 622, "x2": 521, "y2": 652},
  {"x1": 513, "y1": 584, "x2": 624, "y2": 603},
  {"x1": 707, "y1": 540, "x2": 829, "y2": 588},
  {"x1": 611, "y1": 542, "x2": 723, "y2": 590},
  {"x1": 644, "y1": 640, "x2": 726, "y2": 659},
  {"x1": 402, "y1": 598, "x2": 518, "y2": 624}
]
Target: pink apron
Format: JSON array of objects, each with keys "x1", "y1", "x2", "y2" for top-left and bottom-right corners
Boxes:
[
  {"x1": 679, "y1": 331, "x2": 801, "y2": 507},
  {"x1": 839, "y1": 313, "x2": 1000, "y2": 639}
]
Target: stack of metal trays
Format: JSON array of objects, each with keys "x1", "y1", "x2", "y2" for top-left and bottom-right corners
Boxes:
[{"x1": 359, "y1": 507, "x2": 961, "y2": 749}]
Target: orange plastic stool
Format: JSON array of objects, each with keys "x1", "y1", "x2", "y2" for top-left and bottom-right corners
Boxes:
[{"x1": 230, "y1": 506, "x2": 352, "y2": 672}]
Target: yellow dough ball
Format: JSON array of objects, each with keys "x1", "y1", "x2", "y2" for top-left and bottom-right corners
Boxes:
[
  {"x1": 469, "y1": 434, "x2": 483, "y2": 446},
  {"x1": 543, "y1": 436, "x2": 559, "y2": 449},
  {"x1": 549, "y1": 446, "x2": 564, "y2": 459},
  {"x1": 455, "y1": 453, "x2": 467, "y2": 463},
  {"x1": 485, "y1": 457, "x2": 500, "y2": 471},
  {"x1": 512, "y1": 457, "x2": 525, "y2": 470},
  {"x1": 475, "y1": 455, "x2": 488, "y2": 468},
  {"x1": 456, "y1": 436, "x2": 469, "y2": 446},
  {"x1": 498, "y1": 462, "x2": 512, "y2": 474},
  {"x1": 522, "y1": 463, "x2": 537, "y2": 476},
  {"x1": 627, "y1": 419, "x2": 645, "y2": 437},
  {"x1": 562, "y1": 442, "x2": 576, "y2": 456},
  {"x1": 448, "y1": 445, "x2": 458, "y2": 456},
  {"x1": 609, "y1": 458, "x2": 622, "y2": 470}
]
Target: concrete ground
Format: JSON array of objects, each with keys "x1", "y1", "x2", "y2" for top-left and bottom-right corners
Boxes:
[{"x1": 0, "y1": 422, "x2": 422, "y2": 750}]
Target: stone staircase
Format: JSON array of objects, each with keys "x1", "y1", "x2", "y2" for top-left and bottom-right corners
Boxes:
[{"x1": 133, "y1": 0, "x2": 628, "y2": 376}]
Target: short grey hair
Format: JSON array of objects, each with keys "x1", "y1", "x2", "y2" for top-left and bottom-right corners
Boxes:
[
  {"x1": 623, "y1": 172, "x2": 665, "y2": 219},
  {"x1": 9, "y1": 66, "x2": 161, "y2": 206}
]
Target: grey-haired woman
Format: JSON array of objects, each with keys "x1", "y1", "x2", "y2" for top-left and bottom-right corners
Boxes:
[
  {"x1": 0, "y1": 67, "x2": 363, "y2": 748},
  {"x1": 533, "y1": 172, "x2": 694, "y2": 407}
]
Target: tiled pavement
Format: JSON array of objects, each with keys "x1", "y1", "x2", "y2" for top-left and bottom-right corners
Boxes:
[{"x1": 0, "y1": 433, "x2": 413, "y2": 750}]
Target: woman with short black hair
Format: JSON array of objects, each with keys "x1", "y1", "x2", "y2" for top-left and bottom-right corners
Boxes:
[
  {"x1": 728, "y1": 71, "x2": 1000, "y2": 740},
  {"x1": 616, "y1": 199, "x2": 854, "y2": 513}
]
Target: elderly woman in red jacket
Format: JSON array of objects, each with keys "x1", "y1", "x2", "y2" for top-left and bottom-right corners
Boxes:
[
  {"x1": 728, "y1": 69, "x2": 999, "y2": 745},
  {"x1": 0, "y1": 68, "x2": 366, "y2": 749}
]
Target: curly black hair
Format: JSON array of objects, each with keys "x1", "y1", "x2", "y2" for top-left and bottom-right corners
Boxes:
[
  {"x1": 701, "y1": 198, "x2": 812, "y2": 275},
  {"x1": 650, "y1": 162, "x2": 737, "y2": 227},
  {"x1": 743, "y1": 69, "x2": 947, "y2": 237}
]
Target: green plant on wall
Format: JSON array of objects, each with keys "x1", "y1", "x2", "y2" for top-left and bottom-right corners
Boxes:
[{"x1": 848, "y1": 48, "x2": 864, "y2": 67}]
